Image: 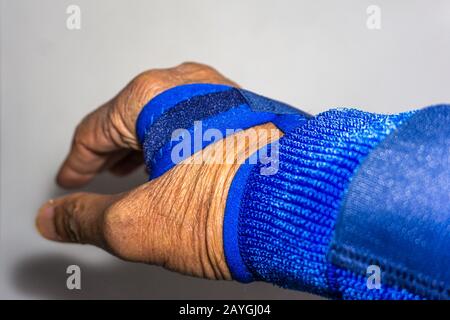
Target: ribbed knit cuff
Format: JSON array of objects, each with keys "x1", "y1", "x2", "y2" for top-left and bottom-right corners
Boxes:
[{"x1": 225, "y1": 108, "x2": 418, "y2": 298}]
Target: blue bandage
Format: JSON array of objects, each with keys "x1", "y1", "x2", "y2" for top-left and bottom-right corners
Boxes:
[{"x1": 136, "y1": 83, "x2": 309, "y2": 179}]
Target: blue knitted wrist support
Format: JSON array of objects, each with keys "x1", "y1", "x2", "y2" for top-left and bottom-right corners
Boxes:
[
  {"x1": 136, "y1": 84, "x2": 450, "y2": 299},
  {"x1": 136, "y1": 83, "x2": 309, "y2": 179},
  {"x1": 227, "y1": 105, "x2": 450, "y2": 299}
]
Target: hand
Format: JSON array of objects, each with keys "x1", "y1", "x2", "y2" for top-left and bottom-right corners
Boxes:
[
  {"x1": 56, "y1": 62, "x2": 238, "y2": 189},
  {"x1": 37, "y1": 62, "x2": 281, "y2": 280}
]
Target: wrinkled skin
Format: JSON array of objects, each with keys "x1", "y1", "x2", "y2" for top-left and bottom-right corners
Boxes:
[{"x1": 36, "y1": 62, "x2": 281, "y2": 280}]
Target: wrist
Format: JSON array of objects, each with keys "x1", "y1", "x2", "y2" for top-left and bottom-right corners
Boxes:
[
  {"x1": 200, "y1": 123, "x2": 283, "y2": 280},
  {"x1": 144, "y1": 122, "x2": 281, "y2": 280},
  {"x1": 134, "y1": 81, "x2": 308, "y2": 280}
]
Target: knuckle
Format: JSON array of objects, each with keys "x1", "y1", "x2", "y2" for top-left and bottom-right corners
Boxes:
[
  {"x1": 61, "y1": 193, "x2": 87, "y2": 243},
  {"x1": 126, "y1": 71, "x2": 164, "y2": 105},
  {"x1": 53, "y1": 194, "x2": 83, "y2": 243},
  {"x1": 72, "y1": 124, "x2": 93, "y2": 154},
  {"x1": 73, "y1": 124, "x2": 85, "y2": 146},
  {"x1": 177, "y1": 61, "x2": 207, "y2": 70},
  {"x1": 178, "y1": 61, "x2": 200, "y2": 68},
  {"x1": 131, "y1": 70, "x2": 160, "y2": 89},
  {"x1": 180, "y1": 62, "x2": 215, "y2": 76},
  {"x1": 53, "y1": 208, "x2": 67, "y2": 241}
]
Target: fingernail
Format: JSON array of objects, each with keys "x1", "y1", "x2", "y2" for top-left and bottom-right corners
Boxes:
[{"x1": 36, "y1": 201, "x2": 60, "y2": 241}]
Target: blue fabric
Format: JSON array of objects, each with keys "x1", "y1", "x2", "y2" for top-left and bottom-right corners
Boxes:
[
  {"x1": 237, "y1": 89, "x2": 308, "y2": 115},
  {"x1": 148, "y1": 105, "x2": 279, "y2": 179},
  {"x1": 136, "y1": 83, "x2": 230, "y2": 144},
  {"x1": 329, "y1": 105, "x2": 450, "y2": 299},
  {"x1": 328, "y1": 264, "x2": 421, "y2": 300},
  {"x1": 136, "y1": 83, "x2": 449, "y2": 299},
  {"x1": 232, "y1": 108, "x2": 424, "y2": 299},
  {"x1": 137, "y1": 83, "x2": 308, "y2": 179},
  {"x1": 223, "y1": 162, "x2": 256, "y2": 283},
  {"x1": 142, "y1": 89, "x2": 246, "y2": 175}
]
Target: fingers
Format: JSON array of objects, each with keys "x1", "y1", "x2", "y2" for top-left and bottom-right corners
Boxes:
[
  {"x1": 36, "y1": 192, "x2": 120, "y2": 248},
  {"x1": 56, "y1": 63, "x2": 238, "y2": 189},
  {"x1": 56, "y1": 104, "x2": 126, "y2": 188}
]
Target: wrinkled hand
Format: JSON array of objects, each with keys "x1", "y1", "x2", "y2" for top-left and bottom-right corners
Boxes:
[
  {"x1": 56, "y1": 62, "x2": 238, "y2": 188},
  {"x1": 36, "y1": 62, "x2": 280, "y2": 280}
]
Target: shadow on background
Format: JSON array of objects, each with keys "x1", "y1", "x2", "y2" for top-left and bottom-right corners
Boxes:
[{"x1": 12, "y1": 253, "x2": 319, "y2": 299}]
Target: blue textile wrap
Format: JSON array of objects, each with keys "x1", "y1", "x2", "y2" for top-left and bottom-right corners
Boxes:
[
  {"x1": 224, "y1": 162, "x2": 257, "y2": 283},
  {"x1": 329, "y1": 105, "x2": 450, "y2": 299},
  {"x1": 135, "y1": 83, "x2": 309, "y2": 179},
  {"x1": 226, "y1": 107, "x2": 436, "y2": 299}
]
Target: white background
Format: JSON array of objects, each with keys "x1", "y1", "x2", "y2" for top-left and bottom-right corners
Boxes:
[{"x1": 1, "y1": 0, "x2": 450, "y2": 299}]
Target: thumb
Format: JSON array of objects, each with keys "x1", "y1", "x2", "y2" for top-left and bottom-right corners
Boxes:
[{"x1": 36, "y1": 192, "x2": 120, "y2": 248}]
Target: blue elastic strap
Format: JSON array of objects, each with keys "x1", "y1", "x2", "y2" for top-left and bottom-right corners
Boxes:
[
  {"x1": 136, "y1": 83, "x2": 309, "y2": 179},
  {"x1": 223, "y1": 162, "x2": 256, "y2": 282},
  {"x1": 136, "y1": 84, "x2": 230, "y2": 144}
]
